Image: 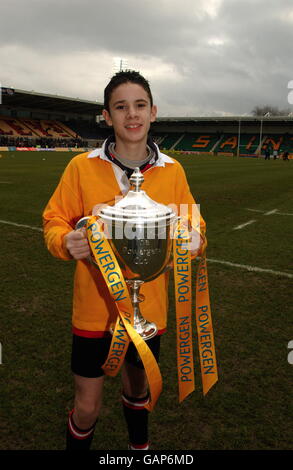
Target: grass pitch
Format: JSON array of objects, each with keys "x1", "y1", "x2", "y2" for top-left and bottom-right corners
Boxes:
[{"x1": 0, "y1": 151, "x2": 292, "y2": 450}]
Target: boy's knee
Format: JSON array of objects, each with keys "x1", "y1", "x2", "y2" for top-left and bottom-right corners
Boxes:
[{"x1": 74, "y1": 398, "x2": 100, "y2": 425}]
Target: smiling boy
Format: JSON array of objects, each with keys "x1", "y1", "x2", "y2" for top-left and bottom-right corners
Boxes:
[{"x1": 43, "y1": 70, "x2": 206, "y2": 450}]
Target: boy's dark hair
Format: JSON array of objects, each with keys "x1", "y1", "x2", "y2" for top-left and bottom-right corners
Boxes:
[{"x1": 104, "y1": 70, "x2": 153, "y2": 112}]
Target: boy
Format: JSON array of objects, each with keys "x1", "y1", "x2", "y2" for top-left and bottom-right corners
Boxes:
[{"x1": 43, "y1": 70, "x2": 206, "y2": 450}]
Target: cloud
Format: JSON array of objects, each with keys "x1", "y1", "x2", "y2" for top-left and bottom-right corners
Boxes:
[{"x1": 0, "y1": 0, "x2": 292, "y2": 116}]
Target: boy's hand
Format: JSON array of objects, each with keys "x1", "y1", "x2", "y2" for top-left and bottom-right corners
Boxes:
[{"x1": 64, "y1": 229, "x2": 91, "y2": 260}]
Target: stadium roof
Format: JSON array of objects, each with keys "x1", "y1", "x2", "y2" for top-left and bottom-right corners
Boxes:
[
  {"x1": 1, "y1": 87, "x2": 103, "y2": 115},
  {"x1": 1, "y1": 87, "x2": 293, "y2": 123},
  {"x1": 156, "y1": 115, "x2": 293, "y2": 123}
]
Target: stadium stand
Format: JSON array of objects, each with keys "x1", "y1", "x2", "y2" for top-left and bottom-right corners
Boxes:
[
  {"x1": 1, "y1": 87, "x2": 292, "y2": 156},
  {"x1": 213, "y1": 133, "x2": 292, "y2": 155},
  {"x1": 65, "y1": 120, "x2": 109, "y2": 140},
  {"x1": 0, "y1": 117, "x2": 76, "y2": 139},
  {"x1": 153, "y1": 130, "x2": 293, "y2": 156},
  {"x1": 0, "y1": 117, "x2": 92, "y2": 148}
]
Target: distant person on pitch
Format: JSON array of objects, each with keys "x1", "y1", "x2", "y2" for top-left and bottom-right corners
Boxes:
[{"x1": 264, "y1": 148, "x2": 270, "y2": 160}]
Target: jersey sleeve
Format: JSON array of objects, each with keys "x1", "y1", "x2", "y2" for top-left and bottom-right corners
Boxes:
[{"x1": 42, "y1": 159, "x2": 84, "y2": 260}]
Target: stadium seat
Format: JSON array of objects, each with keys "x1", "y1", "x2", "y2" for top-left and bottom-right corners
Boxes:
[
  {"x1": 0, "y1": 117, "x2": 33, "y2": 137},
  {"x1": 160, "y1": 133, "x2": 184, "y2": 150},
  {"x1": 0, "y1": 117, "x2": 77, "y2": 139},
  {"x1": 175, "y1": 133, "x2": 220, "y2": 152}
]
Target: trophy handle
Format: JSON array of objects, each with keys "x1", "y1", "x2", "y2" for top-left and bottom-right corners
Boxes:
[
  {"x1": 75, "y1": 216, "x2": 91, "y2": 231},
  {"x1": 75, "y1": 216, "x2": 95, "y2": 265}
]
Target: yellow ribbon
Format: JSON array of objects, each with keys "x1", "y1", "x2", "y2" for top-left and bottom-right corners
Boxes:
[
  {"x1": 173, "y1": 221, "x2": 195, "y2": 402},
  {"x1": 173, "y1": 220, "x2": 218, "y2": 399},
  {"x1": 86, "y1": 215, "x2": 218, "y2": 411},
  {"x1": 195, "y1": 253, "x2": 218, "y2": 394},
  {"x1": 86, "y1": 216, "x2": 162, "y2": 411}
]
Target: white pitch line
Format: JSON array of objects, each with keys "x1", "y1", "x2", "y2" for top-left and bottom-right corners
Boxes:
[
  {"x1": 233, "y1": 219, "x2": 256, "y2": 230},
  {"x1": 0, "y1": 218, "x2": 291, "y2": 279},
  {"x1": 0, "y1": 219, "x2": 43, "y2": 232},
  {"x1": 246, "y1": 208, "x2": 293, "y2": 216},
  {"x1": 264, "y1": 209, "x2": 278, "y2": 216},
  {"x1": 207, "y1": 258, "x2": 293, "y2": 279},
  {"x1": 275, "y1": 211, "x2": 293, "y2": 216},
  {"x1": 246, "y1": 208, "x2": 264, "y2": 213}
]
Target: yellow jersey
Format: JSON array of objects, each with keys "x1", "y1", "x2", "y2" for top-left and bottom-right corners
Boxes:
[{"x1": 43, "y1": 143, "x2": 206, "y2": 334}]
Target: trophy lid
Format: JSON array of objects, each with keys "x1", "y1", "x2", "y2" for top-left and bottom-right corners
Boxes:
[{"x1": 100, "y1": 167, "x2": 176, "y2": 225}]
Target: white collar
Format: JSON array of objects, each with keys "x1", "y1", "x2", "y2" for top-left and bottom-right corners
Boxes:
[{"x1": 87, "y1": 140, "x2": 174, "y2": 167}]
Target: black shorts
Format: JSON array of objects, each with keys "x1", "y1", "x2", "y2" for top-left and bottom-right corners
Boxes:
[{"x1": 71, "y1": 334, "x2": 161, "y2": 378}]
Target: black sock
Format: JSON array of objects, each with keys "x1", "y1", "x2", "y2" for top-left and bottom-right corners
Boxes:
[
  {"x1": 66, "y1": 409, "x2": 97, "y2": 450},
  {"x1": 122, "y1": 393, "x2": 149, "y2": 449}
]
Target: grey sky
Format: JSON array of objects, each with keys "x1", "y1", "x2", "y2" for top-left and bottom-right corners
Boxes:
[{"x1": 0, "y1": 0, "x2": 292, "y2": 116}]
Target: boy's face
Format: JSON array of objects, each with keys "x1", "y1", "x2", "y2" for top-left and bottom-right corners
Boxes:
[{"x1": 102, "y1": 82, "x2": 157, "y2": 146}]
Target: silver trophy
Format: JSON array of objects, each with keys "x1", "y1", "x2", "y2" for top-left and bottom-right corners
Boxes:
[{"x1": 76, "y1": 168, "x2": 177, "y2": 341}]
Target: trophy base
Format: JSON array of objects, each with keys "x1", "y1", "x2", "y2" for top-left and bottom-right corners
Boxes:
[
  {"x1": 110, "y1": 320, "x2": 158, "y2": 341},
  {"x1": 134, "y1": 319, "x2": 158, "y2": 341}
]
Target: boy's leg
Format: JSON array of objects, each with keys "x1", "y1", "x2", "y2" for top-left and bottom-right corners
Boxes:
[
  {"x1": 67, "y1": 335, "x2": 111, "y2": 450},
  {"x1": 66, "y1": 375, "x2": 104, "y2": 450},
  {"x1": 121, "y1": 362, "x2": 150, "y2": 450},
  {"x1": 121, "y1": 335, "x2": 161, "y2": 450}
]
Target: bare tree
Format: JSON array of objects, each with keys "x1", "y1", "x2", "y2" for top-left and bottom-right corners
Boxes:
[{"x1": 252, "y1": 105, "x2": 291, "y2": 116}]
